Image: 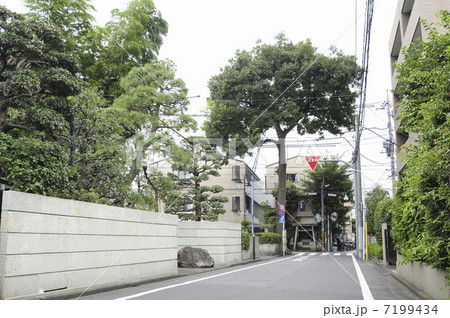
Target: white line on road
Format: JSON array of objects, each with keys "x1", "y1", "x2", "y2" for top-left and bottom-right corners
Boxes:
[
  {"x1": 321, "y1": 253, "x2": 329, "y2": 256},
  {"x1": 309, "y1": 253, "x2": 317, "y2": 256},
  {"x1": 115, "y1": 254, "x2": 301, "y2": 300},
  {"x1": 351, "y1": 254, "x2": 374, "y2": 300},
  {"x1": 334, "y1": 253, "x2": 341, "y2": 256}
]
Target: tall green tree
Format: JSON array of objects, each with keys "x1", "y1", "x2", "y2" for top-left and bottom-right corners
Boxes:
[
  {"x1": 110, "y1": 60, "x2": 197, "y2": 186},
  {"x1": 24, "y1": 0, "x2": 95, "y2": 48},
  {"x1": 301, "y1": 161, "x2": 353, "y2": 235},
  {"x1": 61, "y1": 85, "x2": 130, "y2": 203},
  {"x1": 205, "y1": 34, "x2": 360, "y2": 223},
  {"x1": 391, "y1": 10, "x2": 449, "y2": 284},
  {"x1": 165, "y1": 138, "x2": 229, "y2": 221},
  {"x1": 365, "y1": 185, "x2": 390, "y2": 236},
  {"x1": 83, "y1": 0, "x2": 168, "y2": 100}
]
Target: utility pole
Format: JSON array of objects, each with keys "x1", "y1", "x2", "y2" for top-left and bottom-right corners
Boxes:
[
  {"x1": 321, "y1": 177, "x2": 325, "y2": 251},
  {"x1": 353, "y1": 115, "x2": 363, "y2": 260},
  {"x1": 385, "y1": 91, "x2": 396, "y2": 190},
  {"x1": 251, "y1": 175, "x2": 255, "y2": 259}
]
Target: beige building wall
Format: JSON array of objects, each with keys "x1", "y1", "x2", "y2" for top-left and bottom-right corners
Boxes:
[
  {"x1": 389, "y1": 0, "x2": 450, "y2": 175},
  {"x1": 265, "y1": 156, "x2": 312, "y2": 192},
  {"x1": 153, "y1": 158, "x2": 268, "y2": 226}
]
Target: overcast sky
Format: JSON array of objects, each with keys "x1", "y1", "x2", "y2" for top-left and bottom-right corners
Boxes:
[{"x1": 2, "y1": 0, "x2": 399, "y2": 194}]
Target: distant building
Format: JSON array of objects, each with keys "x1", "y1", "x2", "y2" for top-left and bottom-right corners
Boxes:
[
  {"x1": 266, "y1": 156, "x2": 320, "y2": 250},
  {"x1": 151, "y1": 158, "x2": 275, "y2": 229},
  {"x1": 389, "y1": 0, "x2": 450, "y2": 176}
]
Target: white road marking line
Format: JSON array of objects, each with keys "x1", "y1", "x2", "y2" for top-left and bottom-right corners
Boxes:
[
  {"x1": 309, "y1": 253, "x2": 317, "y2": 256},
  {"x1": 321, "y1": 252, "x2": 329, "y2": 256},
  {"x1": 115, "y1": 254, "x2": 301, "y2": 300},
  {"x1": 347, "y1": 252, "x2": 354, "y2": 256},
  {"x1": 351, "y1": 254, "x2": 374, "y2": 300},
  {"x1": 334, "y1": 253, "x2": 341, "y2": 256}
]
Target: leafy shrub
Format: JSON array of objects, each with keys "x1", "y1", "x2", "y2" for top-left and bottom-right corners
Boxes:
[
  {"x1": 373, "y1": 199, "x2": 393, "y2": 244},
  {"x1": 368, "y1": 243, "x2": 383, "y2": 260},
  {"x1": 241, "y1": 220, "x2": 250, "y2": 232},
  {"x1": 255, "y1": 232, "x2": 282, "y2": 244},
  {"x1": 241, "y1": 231, "x2": 250, "y2": 250},
  {"x1": 0, "y1": 134, "x2": 72, "y2": 196}
]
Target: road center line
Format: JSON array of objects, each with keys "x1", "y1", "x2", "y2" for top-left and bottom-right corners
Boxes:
[
  {"x1": 116, "y1": 254, "x2": 302, "y2": 300},
  {"x1": 351, "y1": 254, "x2": 374, "y2": 300}
]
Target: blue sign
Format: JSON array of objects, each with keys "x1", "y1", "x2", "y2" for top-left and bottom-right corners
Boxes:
[
  {"x1": 279, "y1": 210, "x2": 285, "y2": 216},
  {"x1": 279, "y1": 204, "x2": 285, "y2": 210},
  {"x1": 279, "y1": 216, "x2": 285, "y2": 223}
]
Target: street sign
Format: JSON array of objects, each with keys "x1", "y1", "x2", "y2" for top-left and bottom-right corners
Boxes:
[
  {"x1": 279, "y1": 204, "x2": 285, "y2": 210},
  {"x1": 279, "y1": 216, "x2": 285, "y2": 223},
  {"x1": 279, "y1": 210, "x2": 285, "y2": 216},
  {"x1": 305, "y1": 156, "x2": 320, "y2": 170}
]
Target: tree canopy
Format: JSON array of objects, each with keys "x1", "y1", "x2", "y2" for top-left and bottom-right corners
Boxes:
[
  {"x1": 0, "y1": 3, "x2": 177, "y2": 210},
  {"x1": 205, "y1": 34, "x2": 360, "y2": 218},
  {"x1": 0, "y1": 5, "x2": 80, "y2": 134}
]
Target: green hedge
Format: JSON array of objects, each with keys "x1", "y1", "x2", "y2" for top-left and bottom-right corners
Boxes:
[
  {"x1": 241, "y1": 231, "x2": 250, "y2": 250},
  {"x1": 254, "y1": 232, "x2": 282, "y2": 244},
  {"x1": 368, "y1": 243, "x2": 383, "y2": 260}
]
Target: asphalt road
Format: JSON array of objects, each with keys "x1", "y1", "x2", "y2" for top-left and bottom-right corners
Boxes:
[{"x1": 78, "y1": 252, "x2": 419, "y2": 300}]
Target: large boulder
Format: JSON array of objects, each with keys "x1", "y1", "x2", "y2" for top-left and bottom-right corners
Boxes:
[{"x1": 178, "y1": 246, "x2": 214, "y2": 268}]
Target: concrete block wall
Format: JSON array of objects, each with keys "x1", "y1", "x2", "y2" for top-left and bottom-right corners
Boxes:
[
  {"x1": 396, "y1": 255, "x2": 449, "y2": 300},
  {"x1": 178, "y1": 221, "x2": 241, "y2": 266},
  {"x1": 0, "y1": 191, "x2": 178, "y2": 299}
]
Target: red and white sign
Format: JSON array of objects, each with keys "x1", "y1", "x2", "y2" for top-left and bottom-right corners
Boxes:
[{"x1": 305, "y1": 156, "x2": 320, "y2": 170}]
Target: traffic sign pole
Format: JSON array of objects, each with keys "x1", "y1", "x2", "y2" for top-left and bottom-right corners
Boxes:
[{"x1": 279, "y1": 204, "x2": 286, "y2": 256}]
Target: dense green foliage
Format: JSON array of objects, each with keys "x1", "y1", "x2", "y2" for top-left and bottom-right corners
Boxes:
[
  {"x1": 260, "y1": 201, "x2": 277, "y2": 230},
  {"x1": 391, "y1": 10, "x2": 450, "y2": 284},
  {"x1": 0, "y1": 5, "x2": 80, "y2": 134},
  {"x1": 82, "y1": 0, "x2": 168, "y2": 100},
  {"x1": 365, "y1": 186, "x2": 390, "y2": 237},
  {"x1": 0, "y1": 134, "x2": 71, "y2": 195},
  {"x1": 0, "y1": 2, "x2": 200, "y2": 212},
  {"x1": 373, "y1": 199, "x2": 393, "y2": 244},
  {"x1": 272, "y1": 181, "x2": 302, "y2": 218},
  {"x1": 368, "y1": 243, "x2": 383, "y2": 260},
  {"x1": 205, "y1": 34, "x2": 360, "y2": 214},
  {"x1": 241, "y1": 231, "x2": 250, "y2": 250},
  {"x1": 255, "y1": 232, "x2": 282, "y2": 244}
]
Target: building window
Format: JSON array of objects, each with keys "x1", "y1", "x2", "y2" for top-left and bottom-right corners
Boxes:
[
  {"x1": 231, "y1": 165, "x2": 240, "y2": 181},
  {"x1": 232, "y1": 196, "x2": 240, "y2": 212},
  {"x1": 287, "y1": 174, "x2": 296, "y2": 182}
]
